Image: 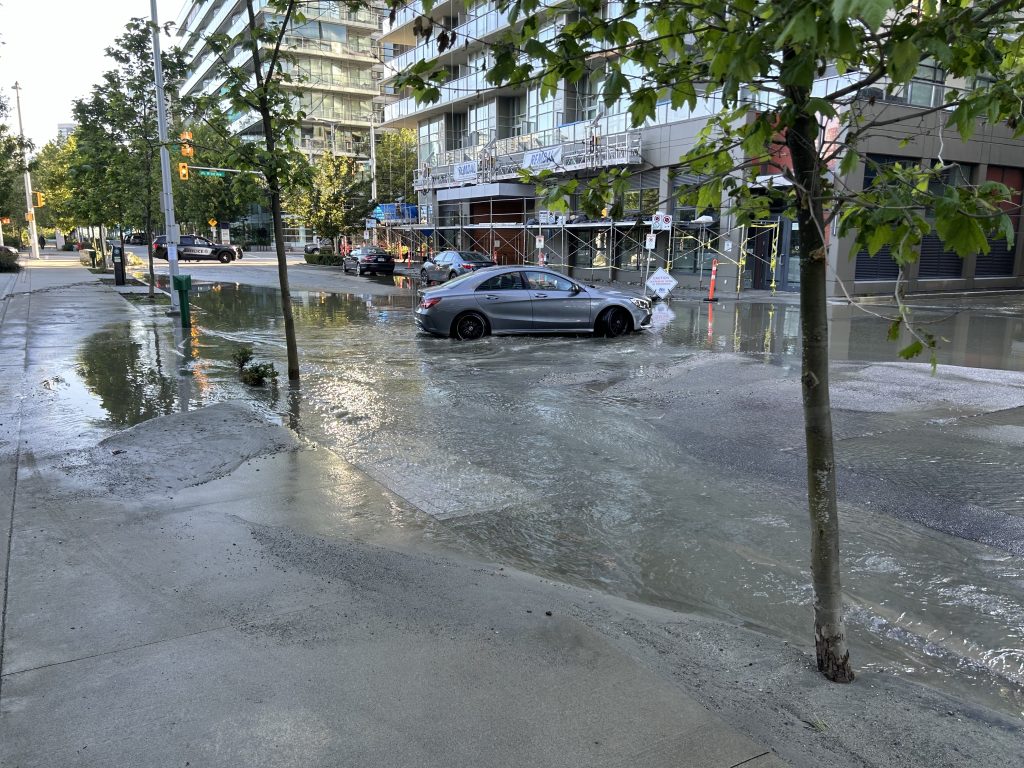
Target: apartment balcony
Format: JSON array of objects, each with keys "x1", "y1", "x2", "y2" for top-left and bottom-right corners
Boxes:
[
  {"x1": 282, "y1": 35, "x2": 381, "y2": 62},
  {"x1": 414, "y1": 122, "x2": 642, "y2": 192},
  {"x1": 388, "y1": 7, "x2": 509, "y2": 77}
]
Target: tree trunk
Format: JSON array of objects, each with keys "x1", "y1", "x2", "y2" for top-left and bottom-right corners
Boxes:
[
  {"x1": 787, "y1": 103, "x2": 854, "y2": 683},
  {"x1": 263, "y1": 130, "x2": 300, "y2": 381}
]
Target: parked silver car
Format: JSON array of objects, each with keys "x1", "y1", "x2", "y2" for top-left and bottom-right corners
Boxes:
[
  {"x1": 415, "y1": 265, "x2": 652, "y2": 340},
  {"x1": 420, "y1": 250, "x2": 495, "y2": 283}
]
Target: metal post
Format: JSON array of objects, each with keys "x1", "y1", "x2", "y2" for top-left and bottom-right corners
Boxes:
[
  {"x1": 150, "y1": 0, "x2": 181, "y2": 312},
  {"x1": 13, "y1": 83, "x2": 40, "y2": 260}
]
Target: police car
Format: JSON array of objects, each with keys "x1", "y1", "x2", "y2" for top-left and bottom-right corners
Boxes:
[{"x1": 152, "y1": 235, "x2": 243, "y2": 263}]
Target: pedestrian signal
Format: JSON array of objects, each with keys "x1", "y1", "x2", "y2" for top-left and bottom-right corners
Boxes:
[{"x1": 178, "y1": 163, "x2": 190, "y2": 181}]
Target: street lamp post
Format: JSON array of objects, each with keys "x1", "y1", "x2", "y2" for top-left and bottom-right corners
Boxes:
[
  {"x1": 150, "y1": 0, "x2": 182, "y2": 313},
  {"x1": 12, "y1": 83, "x2": 40, "y2": 260}
]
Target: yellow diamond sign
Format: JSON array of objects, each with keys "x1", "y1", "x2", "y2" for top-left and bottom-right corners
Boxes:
[{"x1": 208, "y1": 218, "x2": 218, "y2": 227}]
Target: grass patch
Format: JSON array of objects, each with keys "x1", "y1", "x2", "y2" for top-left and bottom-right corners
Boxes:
[{"x1": 122, "y1": 292, "x2": 171, "y2": 306}]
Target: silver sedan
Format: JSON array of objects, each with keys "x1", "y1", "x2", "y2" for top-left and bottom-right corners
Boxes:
[{"x1": 414, "y1": 266, "x2": 652, "y2": 340}]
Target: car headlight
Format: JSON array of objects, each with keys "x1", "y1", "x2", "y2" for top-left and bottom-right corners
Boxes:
[{"x1": 630, "y1": 297, "x2": 652, "y2": 311}]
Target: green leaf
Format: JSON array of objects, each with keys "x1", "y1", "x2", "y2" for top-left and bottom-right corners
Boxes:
[
  {"x1": 887, "y1": 319, "x2": 901, "y2": 341},
  {"x1": 839, "y1": 149, "x2": 860, "y2": 177},
  {"x1": 890, "y1": 39, "x2": 920, "y2": 83},
  {"x1": 898, "y1": 340, "x2": 924, "y2": 360}
]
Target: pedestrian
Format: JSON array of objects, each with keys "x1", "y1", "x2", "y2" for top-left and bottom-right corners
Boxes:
[{"x1": 38, "y1": 233, "x2": 46, "y2": 250}]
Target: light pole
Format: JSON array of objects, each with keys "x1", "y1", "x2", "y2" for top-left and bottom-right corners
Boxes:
[
  {"x1": 12, "y1": 83, "x2": 39, "y2": 260},
  {"x1": 150, "y1": 0, "x2": 182, "y2": 312}
]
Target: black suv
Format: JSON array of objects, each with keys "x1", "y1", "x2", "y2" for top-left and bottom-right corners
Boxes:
[{"x1": 153, "y1": 235, "x2": 243, "y2": 263}]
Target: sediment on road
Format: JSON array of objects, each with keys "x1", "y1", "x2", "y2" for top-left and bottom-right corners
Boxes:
[{"x1": 3, "y1": 396, "x2": 1020, "y2": 768}]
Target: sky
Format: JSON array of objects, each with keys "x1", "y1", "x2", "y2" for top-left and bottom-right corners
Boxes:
[{"x1": 0, "y1": 0, "x2": 180, "y2": 150}]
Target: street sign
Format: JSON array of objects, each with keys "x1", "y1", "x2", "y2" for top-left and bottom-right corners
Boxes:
[
  {"x1": 652, "y1": 211, "x2": 673, "y2": 231},
  {"x1": 365, "y1": 218, "x2": 377, "y2": 229},
  {"x1": 535, "y1": 235, "x2": 545, "y2": 249},
  {"x1": 208, "y1": 218, "x2": 218, "y2": 227},
  {"x1": 645, "y1": 266, "x2": 678, "y2": 299},
  {"x1": 198, "y1": 169, "x2": 225, "y2": 177},
  {"x1": 645, "y1": 233, "x2": 657, "y2": 250}
]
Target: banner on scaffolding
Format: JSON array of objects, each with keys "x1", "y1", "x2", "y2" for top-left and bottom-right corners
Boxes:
[
  {"x1": 522, "y1": 146, "x2": 563, "y2": 171},
  {"x1": 453, "y1": 161, "x2": 478, "y2": 182}
]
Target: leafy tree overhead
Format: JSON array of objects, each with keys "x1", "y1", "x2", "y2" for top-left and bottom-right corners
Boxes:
[
  {"x1": 286, "y1": 153, "x2": 373, "y2": 248},
  {"x1": 34, "y1": 136, "x2": 80, "y2": 235},
  {"x1": 395, "y1": 0, "x2": 1024, "y2": 681}
]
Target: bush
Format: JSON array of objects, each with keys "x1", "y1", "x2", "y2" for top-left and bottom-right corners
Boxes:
[
  {"x1": 240, "y1": 362, "x2": 278, "y2": 387},
  {"x1": 61, "y1": 242, "x2": 75, "y2": 251},
  {"x1": 0, "y1": 249, "x2": 19, "y2": 272},
  {"x1": 230, "y1": 346, "x2": 254, "y2": 370},
  {"x1": 304, "y1": 252, "x2": 321, "y2": 265}
]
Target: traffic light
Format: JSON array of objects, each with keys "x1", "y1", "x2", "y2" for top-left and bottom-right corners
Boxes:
[
  {"x1": 180, "y1": 130, "x2": 194, "y2": 158},
  {"x1": 178, "y1": 162, "x2": 190, "y2": 181},
  {"x1": 32, "y1": 191, "x2": 46, "y2": 207}
]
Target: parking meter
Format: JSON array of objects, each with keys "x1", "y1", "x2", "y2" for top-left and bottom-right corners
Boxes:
[{"x1": 112, "y1": 245, "x2": 126, "y2": 286}]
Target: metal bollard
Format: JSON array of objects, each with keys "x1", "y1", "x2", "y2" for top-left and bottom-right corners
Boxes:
[{"x1": 171, "y1": 273, "x2": 192, "y2": 327}]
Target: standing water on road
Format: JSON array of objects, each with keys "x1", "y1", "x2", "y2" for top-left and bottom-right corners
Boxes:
[{"x1": 76, "y1": 281, "x2": 1024, "y2": 719}]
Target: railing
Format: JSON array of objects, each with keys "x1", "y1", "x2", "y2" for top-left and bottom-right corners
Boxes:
[
  {"x1": 381, "y1": 3, "x2": 420, "y2": 36},
  {"x1": 414, "y1": 124, "x2": 642, "y2": 191},
  {"x1": 389, "y1": 8, "x2": 507, "y2": 74},
  {"x1": 295, "y1": 73, "x2": 378, "y2": 93},
  {"x1": 282, "y1": 35, "x2": 380, "y2": 60}
]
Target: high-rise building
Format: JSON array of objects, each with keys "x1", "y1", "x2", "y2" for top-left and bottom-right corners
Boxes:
[
  {"x1": 175, "y1": 0, "x2": 386, "y2": 159},
  {"x1": 379, "y1": 1, "x2": 1024, "y2": 297},
  {"x1": 56, "y1": 123, "x2": 75, "y2": 143}
]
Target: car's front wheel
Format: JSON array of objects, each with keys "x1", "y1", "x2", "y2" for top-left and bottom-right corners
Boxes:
[
  {"x1": 599, "y1": 306, "x2": 631, "y2": 338},
  {"x1": 448, "y1": 271, "x2": 458, "y2": 281},
  {"x1": 452, "y1": 312, "x2": 488, "y2": 341}
]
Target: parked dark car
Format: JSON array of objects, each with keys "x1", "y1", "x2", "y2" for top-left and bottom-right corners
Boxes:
[
  {"x1": 153, "y1": 235, "x2": 243, "y2": 263},
  {"x1": 126, "y1": 232, "x2": 148, "y2": 245},
  {"x1": 421, "y1": 250, "x2": 496, "y2": 283},
  {"x1": 343, "y1": 246, "x2": 395, "y2": 276},
  {"x1": 304, "y1": 238, "x2": 330, "y2": 255},
  {"x1": 415, "y1": 265, "x2": 652, "y2": 340}
]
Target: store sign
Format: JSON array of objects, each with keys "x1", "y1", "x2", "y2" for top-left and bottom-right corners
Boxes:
[
  {"x1": 453, "y1": 161, "x2": 478, "y2": 182},
  {"x1": 522, "y1": 146, "x2": 563, "y2": 171}
]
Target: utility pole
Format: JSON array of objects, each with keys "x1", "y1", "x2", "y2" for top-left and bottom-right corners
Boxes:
[
  {"x1": 369, "y1": 114, "x2": 378, "y2": 246},
  {"x1": 149, "y1": 0, "x2": 182, "y2": 312},
  {"x1": 12, "y1": 83, "x2": 40, "y2": 260}
]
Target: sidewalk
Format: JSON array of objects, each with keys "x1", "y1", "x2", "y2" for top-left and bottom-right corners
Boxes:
[{"x1": 0, "y1": 258, "x2": 786, "y2": 766}]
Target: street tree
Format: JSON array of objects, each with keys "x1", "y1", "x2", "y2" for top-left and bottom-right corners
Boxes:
[
  {"x1": 196, "y1": 0, "x2": 313, "y2": 382},
  {"x1": 34, "y1": 136, "x2": 81, "y2": 237},
  {"x1": 0, "y1": 94, "x2": 31, "y2": 245},
  {"x1": 285, "y1": 153, "x2": 373, "y2": 251},
  {"x1": 69, "y1": 19, "x2": 184, "y2": 290},
  {"x1": 395, "y1": 0, "x2": 1024, "y2": 681},
  {"x1": 374, "y1": 128, "x2": 417, "y2": 206}
]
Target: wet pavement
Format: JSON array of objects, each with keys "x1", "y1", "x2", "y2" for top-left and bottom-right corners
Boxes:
[{"x1": 28, "y1": 261, "x2": 1024, "y2": 720}]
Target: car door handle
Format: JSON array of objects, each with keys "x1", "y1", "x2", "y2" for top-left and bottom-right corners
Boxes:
[
  {"x1": 533, "y1": 293, "x2": 548, "y2": 298},
  {"x1": 483, "y1": 294, "x2": 500, "y2": 300}
]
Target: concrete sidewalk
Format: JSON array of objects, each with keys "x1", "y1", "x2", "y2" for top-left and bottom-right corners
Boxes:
[{"x1": 0, "y1": 257, "x2": 786, "y2": 766}]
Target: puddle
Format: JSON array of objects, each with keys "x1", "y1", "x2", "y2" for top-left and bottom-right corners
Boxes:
[{"x1": 71, "y1": 280, "x2": 1024, "y2": 718}]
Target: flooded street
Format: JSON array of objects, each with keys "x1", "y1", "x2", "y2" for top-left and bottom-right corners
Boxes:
[{"x1": 73, "y1": 273, "x2": 1024, "y2": 720}]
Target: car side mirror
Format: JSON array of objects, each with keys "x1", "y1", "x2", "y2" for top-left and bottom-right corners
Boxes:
[{"x1": 570, "y1": 283, "x2": 583, "y2": 294}]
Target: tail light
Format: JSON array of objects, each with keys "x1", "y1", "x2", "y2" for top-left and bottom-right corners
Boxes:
[
  {"x1": 419, "y1": 296, "x2": 442, "y2": 309},
  {"x1": 462, "y1": 263, "x2": 474, "y2": 269}
]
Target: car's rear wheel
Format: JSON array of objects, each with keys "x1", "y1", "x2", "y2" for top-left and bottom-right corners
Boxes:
[
  {"x1": 453, "y1": 311, "x2": 488, "y2": 340},
  {"x1": 420, "y1": 269, "x2": 430, "y2": 283},
  {"x1": 600, "y1": 307, "x2": 631, "y2": 338},
  {"x1": 218, "y1": 252, "x2": 232, "y2": 264}
]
